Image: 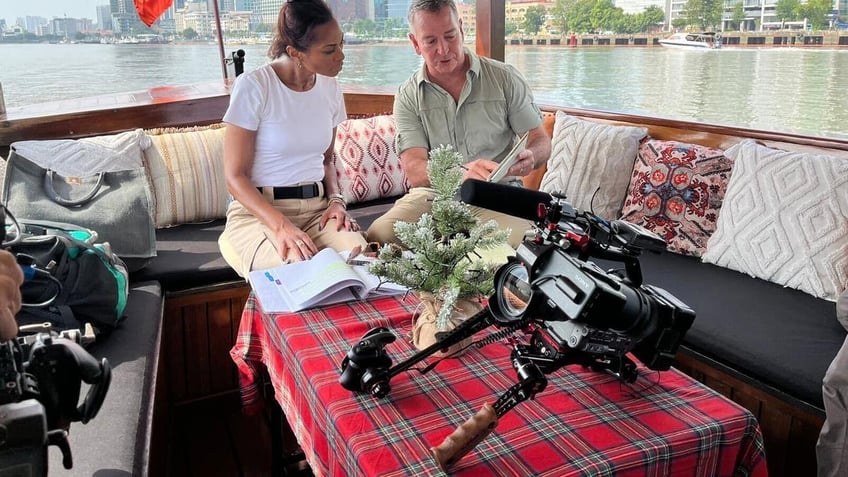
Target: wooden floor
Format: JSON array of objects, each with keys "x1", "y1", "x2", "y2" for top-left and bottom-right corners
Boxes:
[{"x1": 168, "y1": 393, "x2": 314, "y2": 477}]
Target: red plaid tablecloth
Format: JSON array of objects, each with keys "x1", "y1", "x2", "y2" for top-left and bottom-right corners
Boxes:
[{"x1": 231, "y1": 293, "x2": 768, "y2": 477}]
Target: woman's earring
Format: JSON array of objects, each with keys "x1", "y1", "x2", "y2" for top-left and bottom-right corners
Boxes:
[{"x1": 297, "y1": 61, "x2": 303, "y2": 69}]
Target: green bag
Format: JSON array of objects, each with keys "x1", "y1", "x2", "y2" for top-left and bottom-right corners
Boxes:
[{"x1": 6, "y1": 220, "x2": 129, "y2": 340}]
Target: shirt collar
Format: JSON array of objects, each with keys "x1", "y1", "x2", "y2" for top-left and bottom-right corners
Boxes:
[{"x1": 415, "y1": 47, "x2": 480, "y2": 86}]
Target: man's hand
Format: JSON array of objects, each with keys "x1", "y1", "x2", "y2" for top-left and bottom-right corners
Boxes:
[
  {"x1": 505, "y1": 149, "x2": 536, "y2": 177},
  {"x1": 462, "y1": 159, "x2": 499, "y2": 181},
  {"x1": 0, "y1": 250, "x2": 23, "y2": 341}
]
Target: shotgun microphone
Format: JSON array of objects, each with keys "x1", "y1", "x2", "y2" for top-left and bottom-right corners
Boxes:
[{"x1": 459, "y1": 179, "x2": 554, "y2": 221}]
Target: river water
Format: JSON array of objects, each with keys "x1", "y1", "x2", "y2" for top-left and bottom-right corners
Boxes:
[{"x1": 1, "y1": 42, "x2": 846, "y2": 139}]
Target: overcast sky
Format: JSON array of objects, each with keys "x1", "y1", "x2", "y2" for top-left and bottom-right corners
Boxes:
[{"x1": 1, "y1": 1, "x2": 105, "y2": 23}]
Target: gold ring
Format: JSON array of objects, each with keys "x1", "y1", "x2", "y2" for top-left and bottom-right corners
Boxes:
[{"x1": 295, "y1": 239, "x2": 305, "y2": 246}]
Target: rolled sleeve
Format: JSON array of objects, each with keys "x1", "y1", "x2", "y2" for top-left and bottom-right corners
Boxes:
[
  {"x1": 504, "y1": 64, "x2": 543, "y2": 134},
  {"x1": 394, "y1": 81, "x2": 430, "y2": 154}
]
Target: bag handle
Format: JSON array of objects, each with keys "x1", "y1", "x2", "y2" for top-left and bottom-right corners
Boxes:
[{"x1": 44, "y1": 170, "x2": 105, "y2": 207}]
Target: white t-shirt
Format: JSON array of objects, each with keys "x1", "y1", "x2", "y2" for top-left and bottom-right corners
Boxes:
[{"x1": 223, "y1": 63, "x2": 347, "y2": 186}]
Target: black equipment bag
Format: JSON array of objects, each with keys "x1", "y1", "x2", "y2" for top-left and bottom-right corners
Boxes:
[{"x1": 7, "y1": 220, "x2": 129, "y2": 339}]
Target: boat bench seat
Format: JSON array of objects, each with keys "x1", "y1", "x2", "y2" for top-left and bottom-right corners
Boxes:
[
  {"x1": 130, "y1": 198, "x2": 397, "y2": 292},
  {"x1": 48, "y1": 281, "x2": 163, "y2": 476},
  {"x1": 596, "y1": 252, "x2": 846, "y2": 410}
]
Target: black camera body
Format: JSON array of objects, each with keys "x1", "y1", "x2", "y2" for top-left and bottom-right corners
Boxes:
[
  {"x1": 487, "y1": 190, "x2": 695, "y2": 379},
  {"x1": 0, "y1": 331, "x2": 111, "y2": 473},
  {"x1": 494, "y1": 237, "x2": 695, "y2": 375}
]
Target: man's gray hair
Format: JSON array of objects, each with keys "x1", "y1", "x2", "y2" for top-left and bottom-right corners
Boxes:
[{"x1": 407, "y1": 0, "x2": 459, "y2": 24}]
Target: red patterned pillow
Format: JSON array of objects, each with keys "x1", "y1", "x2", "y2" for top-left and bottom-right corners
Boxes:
[
  {"x1": 333, "y1": 115, "x2": 409, "y2": 204},
  {"x1": 620, "y1": 139, "x2": 734, "y2": 257}
]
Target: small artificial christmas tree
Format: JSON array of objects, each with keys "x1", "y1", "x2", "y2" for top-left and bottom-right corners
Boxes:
[{"x1": 370, "y1": 145, "x2": 510, "y2": 351}]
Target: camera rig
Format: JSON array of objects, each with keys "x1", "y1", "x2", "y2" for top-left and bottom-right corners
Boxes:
[
  {"x1": 0, "y1": 204, "x2": 112, "y2": 475},
  {"x1": 339, "y1": 187, "x2": 695, "y2": 469}
]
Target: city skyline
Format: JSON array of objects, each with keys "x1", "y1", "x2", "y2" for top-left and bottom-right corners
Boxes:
[{"x1": 1, "y1": 0, "x2": 105, "y2": 24}]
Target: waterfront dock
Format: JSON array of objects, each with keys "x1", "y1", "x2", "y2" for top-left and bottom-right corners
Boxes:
[{"x1": 508, "y1": 30, "x2": 848, "y2": 47}]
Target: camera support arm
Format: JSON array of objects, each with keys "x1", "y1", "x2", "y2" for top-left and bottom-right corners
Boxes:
[{"x1": 342, "y1": 306, "x2": 503, "y2": 398}]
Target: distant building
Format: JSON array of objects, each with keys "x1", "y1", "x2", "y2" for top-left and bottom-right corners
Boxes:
[
  {"x1": 97, "y1": 5, "x2": 113, "y2": 31},
  {"x1": 457, "y1": 2, "x2": 476, "y2": 37},
  {"x1": 18, "y1": 16, "x2": 48, "y2": 34},
  {"x1": 387, "y1": 0, "x2": 411, "y2": 23},
  {"x1": 110, "y1": 0, "x2": 138, "y2": 34},
  {"x1": 614, "y1": 0, "x2": 663, "y2": 14}
]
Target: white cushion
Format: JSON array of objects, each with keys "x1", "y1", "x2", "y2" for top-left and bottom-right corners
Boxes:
[
  {"x1": 702, "y1": 140, "x2": 848, "y2": 301},
  {"x1": 540, "y1": 111, "x2": 647, "y2": 220}
]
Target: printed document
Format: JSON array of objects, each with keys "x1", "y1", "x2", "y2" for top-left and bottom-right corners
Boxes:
[
  {"x1": 249, "y1": 248, "x2": 407, "y2": 313},
  {"x1": 488, "y1": 132, "x2": 529, "y2": 183}
]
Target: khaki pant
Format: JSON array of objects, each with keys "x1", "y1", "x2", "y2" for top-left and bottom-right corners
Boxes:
[
  {"x1": 365, "y1": 187, "x2": 531, "y2": 248},
  {"x1": 219, "y1": 197, "x2": 367, "y2": 279},
  {"x1": 818, "y1": 293, "x2": 848, "y2": 476}
]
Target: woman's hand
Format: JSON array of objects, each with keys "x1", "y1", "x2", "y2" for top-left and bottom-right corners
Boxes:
[
  {"x1": 274, "y1": 218, "x2": 317, "y2": 263},
  {"x1": 320, "y1": 201, "x2": 359, "y2": 232}
]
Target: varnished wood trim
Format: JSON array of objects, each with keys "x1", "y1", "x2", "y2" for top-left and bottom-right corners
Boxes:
[
  {"x1": 163, "y1": 283, "x2": 251, "y2": 404},
  {"x1": 676, "y1": 349, "x2": 823, "y2": 477},
  {"x1": 476, "y1": 0, "x2": 505, "y2": 61}
]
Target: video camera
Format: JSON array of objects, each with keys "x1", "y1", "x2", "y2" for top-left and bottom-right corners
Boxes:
[
  {"x1": 486, "y1": 185, "x2": 695, "y2": 380},
  {"x1": 339, "y1": 180, "x2": 695, "y2": 468},
  {"x1": 0, "y1": 204, "x2": 112, "y2": 475}
]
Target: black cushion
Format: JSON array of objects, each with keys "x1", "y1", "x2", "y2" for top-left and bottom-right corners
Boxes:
[
  {"x1": 131, "y1": 199, "x2": 396, "y2": 291},
  {"x1": 48, "y1": 281, "x2": 163, "y2": 476},
  {"x1": 131, "y1": 221, "x2": 238, "y2": 291},
  {"x1": 597, "y1": 251, "x2": 846, "y2": 409}
]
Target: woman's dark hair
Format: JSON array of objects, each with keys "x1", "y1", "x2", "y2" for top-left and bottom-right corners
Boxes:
[{"x1": 268, "y1": 0, "x2": 336, "y2": 60}]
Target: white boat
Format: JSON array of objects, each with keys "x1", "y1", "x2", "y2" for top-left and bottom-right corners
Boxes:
[{"x1": 659, "y1": 32, "x2": 722, "y2": 49}]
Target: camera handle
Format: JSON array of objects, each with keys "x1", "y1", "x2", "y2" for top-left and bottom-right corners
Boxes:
[
  {"x1": 27, "y1": 337, "x2": 111, "y2": 429},
  {"x1": 431, "y1": 339, "x2": 640, "y2": 470},
  {"x1": 431, "y1": 352, "x2": 548, "y2": 470}
]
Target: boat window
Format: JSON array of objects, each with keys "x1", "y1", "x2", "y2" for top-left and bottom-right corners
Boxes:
[{"x1": 1, "y1": 1, "x2": 846, "y2": 141}]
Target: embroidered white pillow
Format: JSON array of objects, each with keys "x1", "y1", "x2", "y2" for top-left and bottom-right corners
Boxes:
[
  {"x1": 540, "y1": 111, "x2": 647, "y2": 221},
  {"x1": 143, "y1": 124, "x2": 228, "y2": 228},
  {"x1": 333, "y1": 115, "x2": 409, "y2": 204},
  {"x1": 702, "y1": 140, "x2": 848, "y2": 301}
]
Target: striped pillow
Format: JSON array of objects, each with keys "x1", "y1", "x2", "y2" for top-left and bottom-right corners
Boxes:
[{"x1": 143, "y1": 124, "x2": 227, "y2": 228}]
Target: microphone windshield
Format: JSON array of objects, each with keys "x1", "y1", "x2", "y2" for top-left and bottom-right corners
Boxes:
[{"x1": 459, "y1": 179, "x2": 553, "y2": 222}]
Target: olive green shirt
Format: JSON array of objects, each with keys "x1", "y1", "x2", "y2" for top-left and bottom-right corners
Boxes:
[{"x1": 393, "y1": 49, "x2": 542, "y2": 164}]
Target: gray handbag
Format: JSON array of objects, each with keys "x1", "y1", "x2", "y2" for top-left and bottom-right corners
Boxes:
[{"x1": 2, "y1": 150, "x2": 156, "y2": 272}]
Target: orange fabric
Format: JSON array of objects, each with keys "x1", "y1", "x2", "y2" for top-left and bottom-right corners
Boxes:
[{"x1": 134, "y1": 0, "x2": 173, "y2": 27}]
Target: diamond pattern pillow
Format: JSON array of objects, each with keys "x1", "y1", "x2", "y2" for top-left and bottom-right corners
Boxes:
[
  {"x1": 540, "y1": 111, "x2": 647, "y2": 221},
  {"x1": 620, "y1": 139, "x2": 734, "y2": 256},
  {"x1": 143, "y1": 124, "x2": 228, "y2": 228},
  {"x1": 702, "y1": 140, "x2": 848, "y2": 300},
  {"x1": 333, "y1": 115, "x2": 409, "y2": 204}
]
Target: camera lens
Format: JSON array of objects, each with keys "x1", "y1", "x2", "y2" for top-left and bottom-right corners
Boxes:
[{"x1": 496, "y1": 262, "x2": 532, "y2": 318}]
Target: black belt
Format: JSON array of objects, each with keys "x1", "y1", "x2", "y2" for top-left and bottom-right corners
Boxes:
[{"x1": 257, "y1": 183, "x2": 321, "y2": 200}]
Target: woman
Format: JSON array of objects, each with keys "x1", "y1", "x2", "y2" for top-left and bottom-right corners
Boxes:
[{"x1": 218, "y1": 0, "x2": 366, "y2": 278}]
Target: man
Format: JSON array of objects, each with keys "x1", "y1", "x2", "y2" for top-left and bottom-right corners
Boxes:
[
  {"x1": 0, "y1": 249, "x2": 23, "y2": 341},
  {"x1": 818, "y1": 291, "x2": 848, "y2": 477},
  {"x1": 366, "y1": 0, "x2": 551, "y2": 248}
]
